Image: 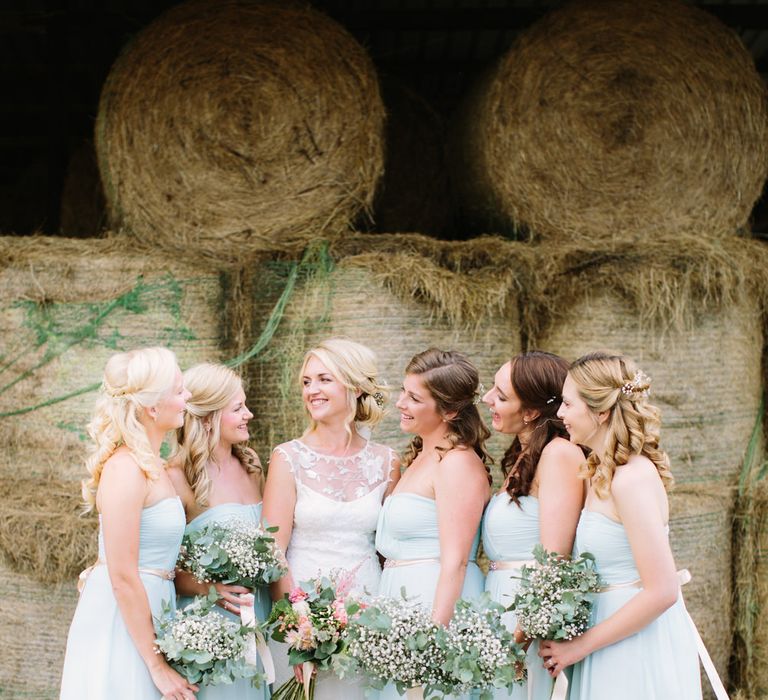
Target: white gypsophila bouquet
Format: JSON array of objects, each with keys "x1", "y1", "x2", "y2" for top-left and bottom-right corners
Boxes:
[
  {"x1": 511, "y1": 544, "x2": 601, "y2": 641},
  {"x1": 335, "y1": 592, "x2": 449, "y2": 698},
  {"x1": 437, "y1": 594, "x2": 527, "y2": 699},
  {"x1": 154, "y1": 589, "x2": 264, "y2": 687},
  {"x1": 179, "y1": 518, "x2": 287, "y2": 588}
]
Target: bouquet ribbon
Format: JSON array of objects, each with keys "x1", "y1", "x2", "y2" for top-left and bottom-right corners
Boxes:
[
  {"x1": 239, "y1": 593, "x2": 275, "y2": 684},
  {"x1": 302, "y1": 661, "x2": 314, "y2": 700},
  {"x1": 405, "y1": 686, "x2": 425, "y2": 700}
]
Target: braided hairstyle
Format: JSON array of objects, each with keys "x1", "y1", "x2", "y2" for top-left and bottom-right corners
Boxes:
[{"x1": 82, "y1": 347, "x2": 179, "y2": 510}]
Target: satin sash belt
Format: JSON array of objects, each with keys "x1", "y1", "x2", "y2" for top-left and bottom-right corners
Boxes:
[
  {"x1": 551, "y1": 568, "x2": 729, "y2": 700},
  {"x1": 384, "y1": 557, "x2": 440, "y2": 568},
  {"x1": 383, "y1": 557, "x2": 477, "y2": 568},
  {"x1": 77, "y1": 559, "x2": 175, "y2": 593},
  {"x1": 488, "y1": 559, "x2": 535, "y2": 571}
]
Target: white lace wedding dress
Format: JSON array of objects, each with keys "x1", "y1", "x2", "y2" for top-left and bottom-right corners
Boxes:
[{"x1": 269, "y1": 438, "x2": 396, "y2": 699}]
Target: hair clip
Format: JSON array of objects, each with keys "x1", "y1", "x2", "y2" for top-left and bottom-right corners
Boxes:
[
  {"x1": 545, "y1": 396, "x2": 558, "y2": 405},
  {"x1": 473, "y1": 383, "x2": 485, "y2": 405},
  {"x1": 620, "y1": 370, "x2": 651, "y2": 398},
  {"x1": 372, "y1": 392, "x2": 385, "y2": 408}
]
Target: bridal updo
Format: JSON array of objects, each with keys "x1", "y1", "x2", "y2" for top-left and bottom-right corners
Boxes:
[
  {"x1": 173, "y1": 363, "x2": 261, "y2": 506},
  {"x1": 82, "y1": 346, "x2": 179, "y2": 509},
  {"x1": 402, "y1": 348, "x2": 492, "y2": 481},
  {"x1": 301, "y1": 338, "x2": 388, "y2": 435},
  {"x1": 568, "y1": 351, "x2": 674, "y2": 499}
]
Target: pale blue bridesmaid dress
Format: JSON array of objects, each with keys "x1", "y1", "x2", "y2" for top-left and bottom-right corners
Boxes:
[
  {"x1": 567, "y1": 510, "x2": 702, "y2": 700},
  {"x1": 60, "y1": 497, "x2": 185, "y2": 699},
  {"x1": 375, "y1": 492, "x2": 485, "y2": 700},
  {"x1": 482, "y1": 493, "x2": 554, "y2": 700},
  {"x1": 178, "y1": 502, "x2": 271, "y2": 700}
]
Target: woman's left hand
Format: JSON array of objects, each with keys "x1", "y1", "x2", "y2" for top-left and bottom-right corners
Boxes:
[{"x1": 538, "y1": 637, "x2": 588, "y2": 677}]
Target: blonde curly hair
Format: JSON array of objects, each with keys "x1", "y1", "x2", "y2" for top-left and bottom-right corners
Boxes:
[
  {"x1": 569, "y1": 351, "x2": 674, "y2": 499},
  {"x1": 82, "y1": 347, "x2": 179, "y2": 510},
  {"x1": 172, "y1": 363, "x2": 261, "y2": 507},
  {"x1": 300, "y1": 338, "x2": 388, "y2": 441}
]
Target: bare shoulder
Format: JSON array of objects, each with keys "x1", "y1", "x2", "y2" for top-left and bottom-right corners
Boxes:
[
  {"x1": 438, "y1": 447, "x2": 488, "y2": 483},
  {"x1": 101, "y1": 447, "x2": 145, "y2": 483},
  {"x1": 165, "y1": 462, "x2": 191, "y2": 490},
  {"x1": 540, "y1": 436, "x2": 584, "y2": 463},
  {"x1": 611, "y1": 455, "x2": 661, "y2": 495}
]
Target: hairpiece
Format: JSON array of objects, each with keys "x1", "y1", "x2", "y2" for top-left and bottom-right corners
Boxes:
[
  {"x1": 545, "y1": 395, "x2": 558, "y2": 405},
  {"x1": 620, "y1": 370, "x2": 651, "y2": 399},
  {"x1": 372, "y1": 391, "x2": 385, "y2": 408},
  {"x1": 103, "y1": 383, "x2": 129, "y2": 399},
  {"x1": 473, "y1": 383, "x2": 485, "y2": 405}
]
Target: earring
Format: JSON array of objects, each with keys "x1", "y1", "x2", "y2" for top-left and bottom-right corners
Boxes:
[{"x1": 523, "y1": 419, "x2": 529, "y2": 425}]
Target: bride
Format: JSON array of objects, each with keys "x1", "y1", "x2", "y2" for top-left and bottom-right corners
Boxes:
[{"x1": 262, "y1": 338, "x2": 400, "y2": 698}]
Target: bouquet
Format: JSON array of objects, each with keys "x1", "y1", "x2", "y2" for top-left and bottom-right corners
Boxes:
[
  {"x1": 437, "y1": 594, "x2": 527, "y2": 699},
  {"x1": 179, "y1": 518, "x2": 287, "y2": 588},
  {"x1": 154, "y1": 589, "x2": 264, "y2": 687},
  {"x1": 266, "y1": 572, "x2": 361, "y2": 700},
  {"x1": 511, "y1": 544, "x2": 601, "y2": 642},
  {"x1": 337, "y1": 593, "x2": 449, "y2": 699}
]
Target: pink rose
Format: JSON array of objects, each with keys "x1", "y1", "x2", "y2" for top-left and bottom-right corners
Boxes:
[{"x1": 289, "y1": 587, "x2": 309, "y2": 603}]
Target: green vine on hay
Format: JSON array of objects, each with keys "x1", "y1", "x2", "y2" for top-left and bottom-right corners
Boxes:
[
  {"x1": 0, "y1": 242, "x2": 334, "y2": 421},
  {"x1": 0, "y1": 274, "x2": 195, "y2": 418}
]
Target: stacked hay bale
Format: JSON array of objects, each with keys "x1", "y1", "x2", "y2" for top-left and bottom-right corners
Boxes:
[
  {"x1": 530, "y1": 235, "x2": 768, "y2": 694},
  {"x1": 95, "y1": 0, "x2": 385, "y2": 257},
  {"x1": 451, "y1": 0, "x2": 768, "y2": 242},
  {"x1": 450, "y1": 0, "x2": 768, "y2": 693},
  {"x1": 0, "y1": 235, "x2": 230, "y2": 697},
  {"x1": 244, "y1": 234, "x2": 532, "y2": 483}
]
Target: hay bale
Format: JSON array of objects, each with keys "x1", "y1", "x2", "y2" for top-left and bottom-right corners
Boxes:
[
  {"x1": 244, "y1": 234, "x2": 532, "y2": 482},
  {"x1": 669, "y1": 487, "x2": 735, "y2": 696},
  {"x1": 96, "y1": 0, "x2": 385, "y2": 257},
  {"x1": 537, "y1": 288, "x2": 762, "y2": 487},
  {"x1": 0, "y1": 475, "x2": 98, "y2": 584},
  {"x1": 369, "y1": 83, "x2": 453, "y2": 236},
  {"x1": 0, "y1": 562, "x2": 78, "y2": 698},
  {"x1": 452, "y1": 0, "x2": 768, "y2": 241},
  {"x1": 0, "y1": 236, "x2": 228, "y2": 482},
  {"x1": 59, "y1": 138, "x2": 106, "y2": 238}
]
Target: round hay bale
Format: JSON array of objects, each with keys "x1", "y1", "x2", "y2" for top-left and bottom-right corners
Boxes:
[
  {"x1": 0, "y1": 236, "x2": 229, "y2": 482},
  {"x1": 537, "y1": 289, "x2": 763, "y2": 487},
  {"x1": 0, "y1": 476, "x2": 97, "y2": 584},
  {"x1": 452, "y1": 0, "x2": 768, "y2": 241},
  {"x1": 668, "y1": 487, "x2": 735, "y2": 695},
  {"x1": 0, "y1": 562, "x2": 78, "y2": 698},
  {"x1": 243, "y1": 236, "x2": 530, "y2": 483},
  {"x1": 369, "y1": 83, "x2": 453, "y2": 236},
  {"x1": 96, "y1": 0, "x2": 385, "y2": 256},
  {"x1": 59, "y1": 138, "x2": 106, "y2": 237}
]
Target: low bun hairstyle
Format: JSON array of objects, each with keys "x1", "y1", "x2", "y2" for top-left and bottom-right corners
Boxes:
[
  {"x1": 301, "y1": 338, "x2": 388, "y2": 440},
  {"x1": 82, "y1": 347, "x2": 179, "y2": 510},
  {"x1": 402, "y1": 348, "x2": 492, "y2": 483}
]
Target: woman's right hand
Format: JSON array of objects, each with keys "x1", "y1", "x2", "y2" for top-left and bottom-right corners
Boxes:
[
  {"x1": 150, "y1": 658, "x2": 199, "y2": 699},
  {"x1": 213, "y1": 582, "x2": 252, "y2": 615}
]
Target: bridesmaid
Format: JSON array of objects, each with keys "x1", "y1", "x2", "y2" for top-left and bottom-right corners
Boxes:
[
  {"x1": 263, "y1": 338, "x2": 400, "y2": 699},
  {"x1": 540, "y1": 351, "x2": 702, "y2": 699},
  {"x1": 481, "y1": 351, "x2": 584, "y2": 699},
  {"x1": 61, "y1": 347, "x2": 197, "y2": 700},
  {"x1": 376, "y1": 348, "x2": 492, "y2": 700},
  {"x1": 167, "y1": 363, "x2": 270, "y2": 700}
]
